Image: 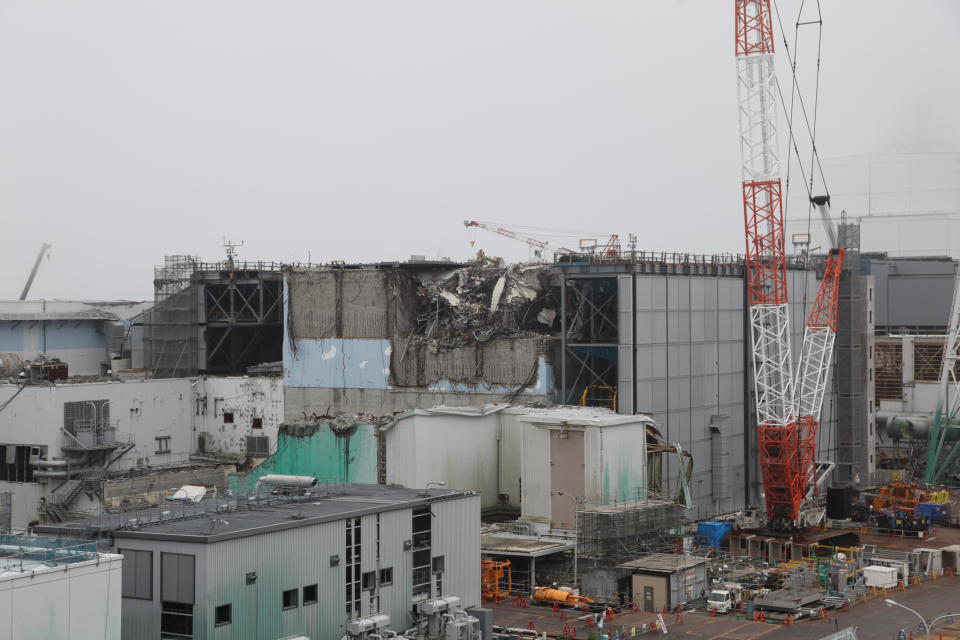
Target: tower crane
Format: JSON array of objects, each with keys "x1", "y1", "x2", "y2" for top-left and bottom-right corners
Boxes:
[{"x1": 735, "y1": 1, "x2": 845, "y2": 523}]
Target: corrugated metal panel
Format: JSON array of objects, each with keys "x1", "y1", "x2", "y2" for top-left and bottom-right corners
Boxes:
[{"x1": 430, "y1": 495, "x2": 481, "y2": 608}]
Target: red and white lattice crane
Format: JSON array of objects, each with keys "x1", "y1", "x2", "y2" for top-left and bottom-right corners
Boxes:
[
  {"x1": 736, "y1": 0, "x2": 801, "y2": 522},
  {"x1": 735, "y1": 1, "x2": 844, "y2": 523}
]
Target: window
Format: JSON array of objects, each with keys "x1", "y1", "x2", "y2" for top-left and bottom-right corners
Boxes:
[
  {"x1": 432, "y1": 556, "x2": 445, "y2": 574},
  {"x1": 379, "y1": 567, "x2": 393, "y2": 586},
  {"x1": 0, "y1": 444, "x2": 41, "y2": 483},
  {"x1": 161, "y1": 602, "x2": 193, "y2": 639},
  {"x1": 283, "y1": 588, "x2": 298, "y2": 610},
  {"x1": 160, "y1": 553, "x2": 195, "y2": 605},
  {"x1": 223, "y1": 412, "x2": 234, "y2": 424},
  {"x1": 252, "y1": 417, "x2": 263, "y2": 429},
  {"x1": 215, "y1": 604, "x2": 231, "y2": 627},
  {"x1": 155, "y1": 435, "x2": 171, "y2": 454},
  {"x1": 246, "y1": 435, "x2": 269, "y2": 457},
  {"x1": 303, "y1": 584, "x2": 318, "y2": 605},
  {"x1": 120, "y1": 549, "x2": 152, "y2": 600},
  {"x1": 362, "y1": 571, "x2": 376, "y2": 591}
]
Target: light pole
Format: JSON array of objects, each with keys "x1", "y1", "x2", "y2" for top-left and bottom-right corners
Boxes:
[
  {"x1": 929, "y1": 613, "x2": 960, "y2": 634},
  {"x1": 552, "y1": 491, "x2": 579, "y2": 591},
  {"x1": 885, "y1": 598, "x2": 930, "y2": 640}
]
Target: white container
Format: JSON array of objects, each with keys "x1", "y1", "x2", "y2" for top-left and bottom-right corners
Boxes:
[{"x1": 863, "y1": 565, "x2": 898, "y2": 588}]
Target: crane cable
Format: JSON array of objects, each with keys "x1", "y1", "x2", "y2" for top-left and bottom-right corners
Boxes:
[{"x1": 772, "y1": 0, "x2": 836, "y2": 465}]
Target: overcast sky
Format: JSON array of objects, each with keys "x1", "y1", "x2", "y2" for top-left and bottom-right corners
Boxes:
[{"x1": 1, "y1": 1, "x2": 957, "y2": 300}]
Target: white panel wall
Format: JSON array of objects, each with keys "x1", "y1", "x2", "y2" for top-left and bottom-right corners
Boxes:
[
  {"x1": 0, "y1": 554, "x2": 122, "y2": 640},
  {"x1": 385, "y1": 412, "x2": 501, "y2": 507}
]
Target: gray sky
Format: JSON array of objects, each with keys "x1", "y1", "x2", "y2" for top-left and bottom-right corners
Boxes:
[{"x1": 1, "y1": 1, "x2": 957, "y2": 300}]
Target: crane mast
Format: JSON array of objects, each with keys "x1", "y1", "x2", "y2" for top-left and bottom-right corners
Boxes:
[{"x1": 735, "y1": 0, "x2": 801, "y2": 522}]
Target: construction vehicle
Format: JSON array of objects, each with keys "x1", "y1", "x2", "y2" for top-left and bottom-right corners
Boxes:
[
  {"x1": 532, "y1": 586, "x2": 594, "y2": 610},
  {"x1": 707, "y1": 584, "x2": 744, "y2": 614},
  {"x1": 481, "y1": 560, "x2": 512, "y2": 601}
]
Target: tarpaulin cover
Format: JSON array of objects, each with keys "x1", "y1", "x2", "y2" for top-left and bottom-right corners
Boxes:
[
  {"x1": 916, "y1": 502, "x2": 943, "y2": 519},
  {"x1": 697, "y1": 521, "x2": 733, "y2": 548}
]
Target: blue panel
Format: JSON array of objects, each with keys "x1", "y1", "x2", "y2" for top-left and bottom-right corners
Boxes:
[
  {"x1": 0, "y1": 324, "x2": 25, "y2": 350},
  {"x1": 42, "y1": 322, "x2": 106, "y2": 350},
  {"x1": 284, "y1": 337, "x2": 391, "y2": 389}
]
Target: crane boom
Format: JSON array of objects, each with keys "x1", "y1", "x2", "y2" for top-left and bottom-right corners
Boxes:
[
  {"x1": 794, "y1": 248, "x2": 845, "y2": 496},
  {"x1": 463, "y1": 220, "x2": 548, "y2": 249},
  {"x1": 20, "y1": 243, "x2": 52, "y2": 300},
  {"x1": 736, "y1": 0, "x2": 803, "y2": 522}
]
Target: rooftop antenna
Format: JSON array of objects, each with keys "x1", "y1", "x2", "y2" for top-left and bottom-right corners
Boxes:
[{"x1": 219, "y1": 238, "x2": 243, "y2": 267}]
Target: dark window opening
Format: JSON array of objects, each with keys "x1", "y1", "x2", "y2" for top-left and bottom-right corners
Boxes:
[
  {"x1": 155, "y1": 435, "x2": 171, "y2": 454},
  {"x1": 0, "y1": 444, "x2": 40, "y2": 483},
  {"x1": 432, "y1": 556, "x2": 445, "y2": 574},
  {"x1": 252, "y1": 417, "x2": 263, "y2": 429},
  {"x1": 214, "y1": 604, "x2": 231, "y2": 627},
  {"x1": 303, "y1": 584, "x2": 318, "y2": 605},
  {"x1": 223, "y1": 412, "x2": 234, "y2": 424},
  {"x1": 379, "y1": 567, "x2": 393, "y2": 586},
  {"x1": 362, "y1": 571, "x2": 376, "y2": 591},
  {"x1": 283, "y1": 588, "x2": 298, "y2": 610},
  {"x1": 160, "y1": 602, "x2": 193, "y2": 639}
]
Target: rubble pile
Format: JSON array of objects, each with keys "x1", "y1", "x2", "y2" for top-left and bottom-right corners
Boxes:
[{"x1": 416, "y1": 259, "x2": 558, "y2": 348}]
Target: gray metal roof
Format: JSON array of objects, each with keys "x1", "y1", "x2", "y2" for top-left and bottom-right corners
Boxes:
[
  {"x1": 617, "y1": 553, "x2": 709, "y2": 573},
  {"x1": 35, "y1": 484, "x2": 473, "y2": 544}
]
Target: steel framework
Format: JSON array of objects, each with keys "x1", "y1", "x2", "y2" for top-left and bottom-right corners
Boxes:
[
  {"x1": 794, "y1": 249, "x2": 845, "y2": 495},
  {"x1": 736, "y1": 0, "x2": 803, "y2": 521}
]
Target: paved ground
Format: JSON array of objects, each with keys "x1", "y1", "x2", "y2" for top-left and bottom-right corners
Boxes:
[
  {"x1": 488, "y1": 575, "x2": 960, "y2": 638},
  {"x1": 763, "y1": 575, "x2": 960, "y2": 640}
]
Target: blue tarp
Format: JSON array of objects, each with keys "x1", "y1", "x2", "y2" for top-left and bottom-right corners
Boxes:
[
  {"x1": 697, "y1": 521, "x2": 733, "y2": 548},
  {"x1": 916, "y1": 502, "x2": 943, "y2": 519}
]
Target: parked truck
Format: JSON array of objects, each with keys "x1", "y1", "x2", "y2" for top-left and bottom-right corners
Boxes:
[{"x1": 707, "y1": 584, "x2": 744, "y2": 614}]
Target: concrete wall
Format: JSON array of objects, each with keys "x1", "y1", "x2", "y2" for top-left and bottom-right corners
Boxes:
[
  {"x1": 228, "y1": 422, "x2": 380, "y2": 492},
  {"x1": 0, "y1": 319, "x2": 108, "y2": 376},
  {"x1": 282, "y1": 272, "x2": 556, "y2": 417},
  {"x1": 0, "y1": 377, "x2": 283, "y2": 529},
  {"x1": 0, "y1": 553, "x2": 122, "y2": 640}
]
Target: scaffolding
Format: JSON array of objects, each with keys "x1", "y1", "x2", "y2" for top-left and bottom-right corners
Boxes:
[
  {"x1": 577, "y1": 500, "x2": 683, "y2": 562},
  {"x1": 142, "y1": 256, "x2": 284, "y2": 377}
]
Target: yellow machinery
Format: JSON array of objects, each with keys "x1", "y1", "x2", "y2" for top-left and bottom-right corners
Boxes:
[
  {"x1": 481, "y1": 560, "x2": 512, "y2": 600},
  {"x1": 578, "y1": 385, "x2": 617, "y2": 411},
  {"x1": 532, "y1": 586, "x2": 594, "y2": 609}
]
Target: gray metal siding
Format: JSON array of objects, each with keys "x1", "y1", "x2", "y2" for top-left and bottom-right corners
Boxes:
[
  {"x1": 430, "y1": 494, "x2": 481, "y2": 609},
  {"x1": 112, "y1": 494, "x2": 479, "y2": 640},
  {"x1": 621, "y1": 269, "x2": 838, "y2": 516}
]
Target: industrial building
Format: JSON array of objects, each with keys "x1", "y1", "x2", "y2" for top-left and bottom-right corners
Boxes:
[
  {"x1": 36, "y1": 483, "x2": 480, "y2": 640},
  {"x1": 137, "y1": 256, "x2": 284, "y2": 378},
  {"x1": 0, "y1": 376, "x2": 283, "y2": 531},
  {"x1": 0, "y1": 300, "x2": 150, "y2": 377},
  {"x1": 0, "y1": 534, "x2": 122, "y2": 639}
]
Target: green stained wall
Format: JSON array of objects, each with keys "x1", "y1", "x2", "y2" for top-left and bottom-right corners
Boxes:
[{"x1": 229, "y1": 422, "x2": 379, "y2": 492}]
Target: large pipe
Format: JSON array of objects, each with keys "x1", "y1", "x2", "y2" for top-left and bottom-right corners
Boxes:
[
  {"x1": 877, "y1": 413, "x2": 960, "y2": 441},
  {"x1": 254, "y1": 474, "x2": 318, "y2": 491}
]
